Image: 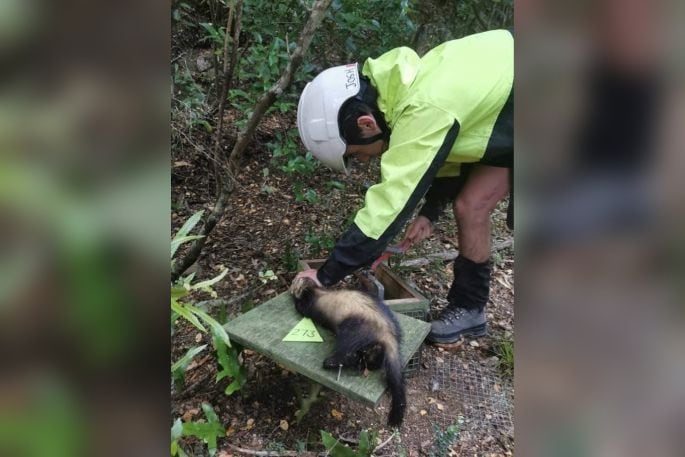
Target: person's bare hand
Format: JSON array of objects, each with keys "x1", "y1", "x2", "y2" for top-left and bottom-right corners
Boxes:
[
  {"x1": 402, "y1": 216, "x2": 434, "y2": 244},
  {"x1": 293, "y1": 268, "x2": 322, "y2": 287}
]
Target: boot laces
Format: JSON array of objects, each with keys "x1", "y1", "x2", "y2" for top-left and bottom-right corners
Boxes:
[{"x1": 440, "y1": 306, "x2": 468, "y2": 324}]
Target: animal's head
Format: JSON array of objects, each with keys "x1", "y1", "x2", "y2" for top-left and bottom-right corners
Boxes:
[{"x1": 289, "y1": 276, "x2": 318, "y2": 298}]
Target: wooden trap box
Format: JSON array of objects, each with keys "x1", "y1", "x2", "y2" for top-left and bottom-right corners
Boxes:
[{"x1": 223, "y1": 291, "x2": 430, "y2": 407}]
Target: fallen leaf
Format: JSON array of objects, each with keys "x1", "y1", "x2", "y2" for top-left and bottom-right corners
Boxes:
[
  {"x1": 420, "y1": 409, "x2": 428, "y2": 416},
  {"x1": 182, "y1": 408, "x2": 199, "y2": 422},
  {"x1": 225, "y1": 425, "x2": 236, "y2": 437},
  {"x1": 195, "y1": 333, "x2": 203, "y2": 343},
  {"x1": 331, "y1": 409, "x2": 344, "y2": 420},
  {"x1": 437, "y1": 403, "x2": 444, "y2": 411},
  {"x1": 279, "y1": 419, "x2": 289, "y2": 431},
  {"x1": 241, "y1": 418, "x2": 255, "y2": 431}
]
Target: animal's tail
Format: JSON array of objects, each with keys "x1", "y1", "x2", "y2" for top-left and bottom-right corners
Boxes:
[{"x1": 383, "y1": 342, "x2": 406, "y2": 427}]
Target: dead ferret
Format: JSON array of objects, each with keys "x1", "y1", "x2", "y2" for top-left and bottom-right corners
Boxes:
[{"x1": 289, "y1": 277, "x2": 406, "y2": 427}]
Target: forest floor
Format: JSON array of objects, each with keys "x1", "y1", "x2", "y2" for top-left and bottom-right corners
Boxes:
[{"x1": 171, "y1": 104, "x2": 515, "y2": 456}]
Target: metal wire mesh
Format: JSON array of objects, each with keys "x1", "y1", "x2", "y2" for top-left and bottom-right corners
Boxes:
[
  {"x1": 434, "y1": 350, "x2": 514, "y2": 440},
  {"x1": 387, "y1": 347, "x2": 514, "y2": 455},
  {"x1": 398, "y1": 308, "x2": 428, "y2": 376}
]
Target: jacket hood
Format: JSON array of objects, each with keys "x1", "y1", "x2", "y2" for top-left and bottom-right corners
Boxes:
[{"x1": 361, "y1": 47, "x2": 420, "y2": 126}]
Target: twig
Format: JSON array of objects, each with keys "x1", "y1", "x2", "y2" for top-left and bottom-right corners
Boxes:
[
  {"x1": 372, "y1": 432, "x2": 397, "y2": 454},
  {"x1": 172, "y1": 0, "x2": 332, "y2": 281},
  {"x1": 227, "y1": 0, "x2": 333, "y2": 174},
  {"x1": 228, "y1": 443, "x2": 325, "y2": 456},
  {"x1": 397, "y1": 238, "x2": 514, "y2": 268}
]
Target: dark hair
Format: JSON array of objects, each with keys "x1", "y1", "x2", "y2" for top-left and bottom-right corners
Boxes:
[
  {"x1": 339, "y1": 99, "x2": 375, "y2": 144},
  {"x1": 337, "y1": 76, "x2": 390, "y2": 145}
]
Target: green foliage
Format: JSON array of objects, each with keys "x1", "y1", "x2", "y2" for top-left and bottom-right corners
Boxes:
[
  {"x1": 170, "y1": 418, "x2": 188, "y2": 457},
  {"x1": 178, "y1": 403, "x2": 225, "y2": 457},
  {"x1": 258, "y1": 268, "x2": 278, "y2": 283},
  {"x1": 172, "y1": 344, "x2": 208, "y2": 389},
  {"x1": 428, "y1": 421, "x2": 461, "y2": 457},
  {"x1": 171, "y1": 211, "x2": 230, "y2": 348},
  {"x1": 268, "y1": 128, "x2": 318, "y2": 178},
  {"x1": 305, "y1": 229, "x2": 335, "y2": 256},
  {"x1": 268, "y1": 129, "x2": 300, "y2": 160},
  {"x1": 199, "y1": 22, "x2": 226, "y2": 47},
  {"x1": 282, "y1": 154, "x2": 318, "y2": 176},
  {"x1": 214, "y1": 333, "x2": 248, "y2": 395},
  {"x1": 282, "y1": 241, "x2": 301, "y2": 272},
  {"x1": 171, "y1": 273, "x2": 231, "y2": 347},
  {"x1": 241, "y1": 298, "x2": 255, "y2": 313},
  {"x1": 491, "y1": 337, "x2": 514, "y2": 378},
  {"x1": 295, "y1": 440, "x2": 308, "y2": 455},
  {"x1": 172, "y1": 1, "x2": 197, "y2": 29},
  {"x1": 325, "y1": 180, "x2": 346, "y2": 191},
  {"x1": 171, "y1": 210, "x2": 205, "y2": 260},
  {"x1": 172, "y1": 63, "x2": 210, "y2": 132},
  {"x1": 292, "y1": 182, "x2": 319, "y2": 204},
  {"x1": 316, "y1": 0, "x2": 416, "y2": 62},
  {"x1": 171, "y1": 211, "x2": 246, "y2": 396},
  {"x1": 320, "y1": 429, "x2": 378, "y2": 457}
]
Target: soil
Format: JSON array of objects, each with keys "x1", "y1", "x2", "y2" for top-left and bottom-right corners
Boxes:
[{"x1": 171, "y1": 109, "x2": 514, "y2": 456}]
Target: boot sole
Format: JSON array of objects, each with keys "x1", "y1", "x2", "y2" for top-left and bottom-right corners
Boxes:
[{"x1": 426, "y1": 323, "x2": 487, "y2": 344}]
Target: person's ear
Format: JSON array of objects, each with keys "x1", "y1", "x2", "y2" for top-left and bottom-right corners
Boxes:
[{"x1": 356, "y1": 115, "x2": 381, "y2": 136}]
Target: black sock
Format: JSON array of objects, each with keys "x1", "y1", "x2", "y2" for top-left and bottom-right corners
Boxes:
[{"x1": 446, "y1": 256, "x2": 491, "y2": 311}]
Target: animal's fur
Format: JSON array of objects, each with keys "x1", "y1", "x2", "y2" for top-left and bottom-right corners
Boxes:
[{"x1": 289, "y1": 277, "x2": 406, "y2": 427}]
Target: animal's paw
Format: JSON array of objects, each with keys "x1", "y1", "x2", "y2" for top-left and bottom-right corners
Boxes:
[{"x1": 323, "y1": 356, "x2": 340, "y2": 369}]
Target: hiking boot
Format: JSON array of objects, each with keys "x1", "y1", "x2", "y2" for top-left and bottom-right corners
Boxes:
[{"x1": 427, "y1": 306, "x2": 487, "y2": 343}]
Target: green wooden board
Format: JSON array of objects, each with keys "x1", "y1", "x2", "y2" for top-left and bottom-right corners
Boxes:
[{"x1": 224, "y1": 291, "x2": 431, "y2": 407}]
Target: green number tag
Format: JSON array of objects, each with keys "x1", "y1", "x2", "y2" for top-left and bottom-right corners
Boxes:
[{"x1": 282, "y1": 318, "x2": 323, "y2": 342}]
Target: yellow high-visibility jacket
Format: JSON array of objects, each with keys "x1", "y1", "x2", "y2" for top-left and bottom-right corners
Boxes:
[{"x1": 318, "y1": 29, "x2": 513, "y2": 286}]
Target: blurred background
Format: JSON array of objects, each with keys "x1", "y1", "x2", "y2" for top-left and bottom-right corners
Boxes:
[
  {"x1": 516, "y1": 0, "x2": 685, "y2": 456},
  {"x1": 0, "y1": 0, "x2": 169, "y2": 456},
  {"x1": 0, "y1": 0, "x2": 683, "y2": 456}
]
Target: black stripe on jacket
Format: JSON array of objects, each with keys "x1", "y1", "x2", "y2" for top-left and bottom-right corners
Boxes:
[{"x1": 317, "y1": 120, "x2": 461, "y2": 286}]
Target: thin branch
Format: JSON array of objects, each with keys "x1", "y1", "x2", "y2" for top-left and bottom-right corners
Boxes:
[
  {"x1": 172, "y1": 0, "x2": 332, "y2": 281},
  {"x1": 397, "y1": 238, "x2": 513, "y2": 268},
  {"x1": 228, "y1": 443, "x2": 325, "y2": 456},
  {"x1": 372, "y1": 432, "x2": 397, "y2": 454},
  {"x1": 470, "y1": 2, "x2": 488, "y2": 31},
  {"x1": 226, "y1": 0, "x2": 244, "y2": 95},
  {"x1": 227, "y1": 0, "x2": 332, "y2": 174}
]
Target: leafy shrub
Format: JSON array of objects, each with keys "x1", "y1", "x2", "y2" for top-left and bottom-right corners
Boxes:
[
  {"x1": 171, "y1": 211, "x2": 246, "y2": 395},
  {"x1": 171, "y1": 403, "x2": 225, "y2": 457},
  {"x1": 305, "y1": 229, "x2": 335, "y2": 256}
]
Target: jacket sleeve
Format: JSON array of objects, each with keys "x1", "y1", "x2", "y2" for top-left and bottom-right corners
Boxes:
[{"x1": 317, "y1": 108, "x2": 460, "y2": 286}]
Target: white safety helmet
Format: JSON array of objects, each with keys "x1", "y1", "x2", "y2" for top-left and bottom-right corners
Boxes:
[{"x1": 297, "y1": 63, "x2": 361, "y2": 173}]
